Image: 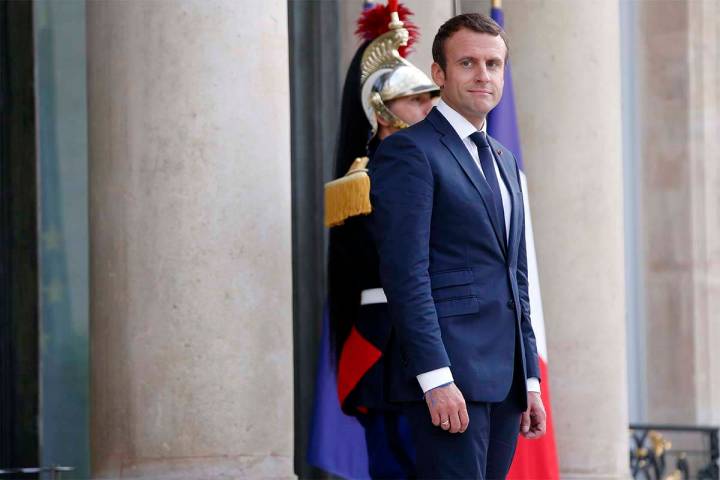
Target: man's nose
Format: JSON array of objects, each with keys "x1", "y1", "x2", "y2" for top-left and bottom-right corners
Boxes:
[{"x1": 475, "y1": 64, "x2": 490, "y2": 82}]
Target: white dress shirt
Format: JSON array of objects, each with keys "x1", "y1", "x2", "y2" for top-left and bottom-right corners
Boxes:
[{"x1": 416, "y1": 99, "x2": 540, "y2": 395}]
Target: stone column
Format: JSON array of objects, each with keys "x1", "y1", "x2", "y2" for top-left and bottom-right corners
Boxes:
[
  {"x1": 687, "y1": 0, "x2": 720, "y2": 427},
  {"x1": 635, "y1": 0, "x2": 695, "y2": 425},
  {"x1": 504, "y1": 1, "x2": 629, "y2": 478},
  {"x1": 87, "y1": 1, "x2": 292, "y2": 478},
  {"x1": 634, "y1": 0, "x2": 720, "y2": 427}
]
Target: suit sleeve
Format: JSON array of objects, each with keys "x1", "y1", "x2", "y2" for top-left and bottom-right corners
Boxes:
[
  {"x1": 369, "y1": 133, "x2": 450, "y2": 377},
  {"x1": 515, "y1": 158, "x2": 541, "y2": 381}
]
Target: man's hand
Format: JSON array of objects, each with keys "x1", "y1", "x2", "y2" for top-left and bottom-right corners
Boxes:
[
  {"x1": 424, "y1": 382, "x2": 469, "y2": 434},
  {"x1": 520, "y1": 391, "x2": 546, "y2": 439}
]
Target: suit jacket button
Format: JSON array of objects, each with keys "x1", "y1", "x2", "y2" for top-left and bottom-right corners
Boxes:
[{"x1": 507, "y1": 299, "x2": 515, "y2": 310}]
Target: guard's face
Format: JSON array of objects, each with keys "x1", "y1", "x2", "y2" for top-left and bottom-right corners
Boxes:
[
  {"x1": 387, "y1": 92, "x2": 434, "y2": 126},
  {"x1": 432, "y1": 29, "x2": 506, "y2": 127}
]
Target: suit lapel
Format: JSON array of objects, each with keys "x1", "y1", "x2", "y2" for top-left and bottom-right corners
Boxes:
[
  {"x1": 489, "y1": 137, "x2": 520, "y2": 264},
  {"x1": 427, "y1": 109, "x2": 507, "y2": 255}
]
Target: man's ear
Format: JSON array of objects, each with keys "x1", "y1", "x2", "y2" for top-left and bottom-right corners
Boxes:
[
  {"x1": 376, "y1": 113, "x2": 391, "y2": 128},
  {"x1": 431, "y1": 62, "x2": 445, "y2": 89}
]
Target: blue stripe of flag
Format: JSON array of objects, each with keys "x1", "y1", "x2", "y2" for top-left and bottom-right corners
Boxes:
[
  {"x1": 487, "y1": 7, "x2": 525, "y2": 172},
  {"x1": 307, "y1": 305, "x2": 370, "y2": 479}
]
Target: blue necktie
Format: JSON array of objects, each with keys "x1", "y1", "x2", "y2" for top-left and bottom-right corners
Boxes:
[{"x1": 469, "y1": 131, "x2": 506, "y2": 244}]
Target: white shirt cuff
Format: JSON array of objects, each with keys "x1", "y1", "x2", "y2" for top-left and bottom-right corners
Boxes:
[
  {"x1": 417, "y1": 371, "x2": 539, "y2": 394},
  {"x1": 416, "y1": 367, "x2": 454, "y2": 393},
  {"x1": 527, "y1": 377, "x2": 540, "y2": 393}
]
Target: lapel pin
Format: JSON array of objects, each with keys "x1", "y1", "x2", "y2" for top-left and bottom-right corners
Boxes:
[{"x1": 496, "y1": 149, "x2": 502, "y2": 155}]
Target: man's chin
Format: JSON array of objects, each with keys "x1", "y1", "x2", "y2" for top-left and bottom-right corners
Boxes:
[{"x1": 473, "y1": 103, "x2": 498, "y2": 118}]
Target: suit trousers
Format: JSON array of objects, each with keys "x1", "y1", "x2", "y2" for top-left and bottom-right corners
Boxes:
[{"x1": 403, "y1": 379, "x2": 525, "y2": 480}]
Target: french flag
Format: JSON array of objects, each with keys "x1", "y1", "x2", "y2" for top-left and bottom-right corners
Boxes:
[
  {"x1": 307, "y1": 307, "x2": 370, "y2": 479},
  {"x1": 487, "y1": 5, "x2": 561, "y2": 479}
]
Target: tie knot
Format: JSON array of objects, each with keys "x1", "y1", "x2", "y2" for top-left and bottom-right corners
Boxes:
[{"x1": 470, "y1": 131, "x2": 489, "y2": 148}]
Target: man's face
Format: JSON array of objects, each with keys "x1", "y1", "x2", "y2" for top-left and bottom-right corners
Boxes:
[
  {"x1": 431, "y1": 29, "x2": 506, "y2": 126},
  {"x1": 387, "y1": 92, "x2": 435, "y2": 126}
]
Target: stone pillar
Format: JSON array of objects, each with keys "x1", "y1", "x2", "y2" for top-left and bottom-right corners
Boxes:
[
  {"x1": 504, "y1": 1, "x2": 629, "y2": 478},
  {"x1": 87, "y1": 1, "x2": 293, "y2": 478},
  {"x1": 687, "y1": 0, "x2": 720, "y2": 427},
  {"x1": 635, "y1": 0, "x2": 695, "y2": 424},
  {"x1": 635, "y1": 0, "x2": 720, "y2": 426}
]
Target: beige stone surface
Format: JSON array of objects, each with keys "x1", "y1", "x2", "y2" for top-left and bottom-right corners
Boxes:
[
  {"x1": 502, "y1": 0, "x2": 630, "y2": 478},
  {"x1": 636, "y1": 0, "x2": 720, "y2": 427},
  {"x1": 687, "y1": 0, "x2": 720, "y2": 427},
  {"x1": 87, "y1": 1, "x2": 293, "y2": 478},
  {"x1": 636, "y1": 0, "x2": 695, "y2": 424}
]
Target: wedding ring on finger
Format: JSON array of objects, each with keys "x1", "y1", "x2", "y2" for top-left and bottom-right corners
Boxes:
[{"x1": 441, "y1": 420, "x2": 450, "y2": 427}]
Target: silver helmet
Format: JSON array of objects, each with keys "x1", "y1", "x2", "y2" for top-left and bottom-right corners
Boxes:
[{"x1": 359, "y1": 10, "x2": 439, "y2": 133}]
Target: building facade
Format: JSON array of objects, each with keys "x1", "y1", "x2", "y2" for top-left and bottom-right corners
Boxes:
[{"x1": 0, "y1": 0, "x2": 718, "y2": 479}]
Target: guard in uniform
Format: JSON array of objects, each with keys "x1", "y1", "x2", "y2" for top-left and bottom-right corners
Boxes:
[{"x1": 325, "y1": 2, "x2": 439, "y2": 477}]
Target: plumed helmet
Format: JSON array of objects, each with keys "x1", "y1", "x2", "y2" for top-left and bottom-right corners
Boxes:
[{"x1": 356, "y1": 1, "x2": 439, "y2": 133}]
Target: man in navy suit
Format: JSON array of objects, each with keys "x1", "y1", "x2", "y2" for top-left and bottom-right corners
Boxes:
[{"x1": 370, "y1": 13, "x2": 547, "y2": 479}]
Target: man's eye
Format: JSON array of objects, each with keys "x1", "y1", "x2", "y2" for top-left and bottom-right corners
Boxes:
[{"x1": 460, "y1": 60, "x2": 473, "y2": 68}]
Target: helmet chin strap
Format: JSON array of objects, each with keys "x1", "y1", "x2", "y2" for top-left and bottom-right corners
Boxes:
[{"x1": 370, "y1": 92, "x2": 409, "y2": 132}]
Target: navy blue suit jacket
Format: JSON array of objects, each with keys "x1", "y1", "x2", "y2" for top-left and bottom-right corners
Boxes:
[{"x1": 369, "y1": 107, "x2": 540, "y2": 406}]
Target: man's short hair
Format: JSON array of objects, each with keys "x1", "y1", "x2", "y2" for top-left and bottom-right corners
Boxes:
[{"x1": 432, "y1": 13, "x2": 509, "y2": 70}]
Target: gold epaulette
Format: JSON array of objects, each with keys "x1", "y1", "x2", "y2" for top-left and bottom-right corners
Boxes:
[{"x1": 324, "y1": 157, "x2": 372, "y2": 227}]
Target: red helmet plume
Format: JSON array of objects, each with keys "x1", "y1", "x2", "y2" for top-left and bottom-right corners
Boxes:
[{"x1": 355, "y1": 1, "x2": 418, "y2": 57}]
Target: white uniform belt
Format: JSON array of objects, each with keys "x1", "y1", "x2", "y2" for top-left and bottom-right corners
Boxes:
[{"x1": 360, "y1": 288, "x2": 387, "y2": 305}]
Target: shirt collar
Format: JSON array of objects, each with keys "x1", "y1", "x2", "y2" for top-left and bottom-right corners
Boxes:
[{"x1": 436, "y1": 98, "x2": 487, "y2": 141}]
